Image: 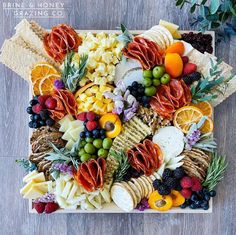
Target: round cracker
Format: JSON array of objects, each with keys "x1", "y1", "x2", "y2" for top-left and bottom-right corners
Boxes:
[
  {"x1": 151, "y1": 25, "x2": 173, "y2": 48},
  {"x1": 140, "y1": 176, "x2": 153, "y2": 197},
  {"x1": 130, "y1": 178, "x2": 143, "y2": 199},
  {"x1": 127, "y1": 180, "x2": 141, "y2": 204},
  {"x1": 111, "y1": 184, "x2": 134, "y2": 212},
  {"x1": 137, "y1": 177, "x2": 149, "y2": 198},
  {"x1": 121, "y1": 181, "x2": 138, "y2": 207},
  {"x1": 133, "y1": 178, "x2": 145, "y2": 198}
]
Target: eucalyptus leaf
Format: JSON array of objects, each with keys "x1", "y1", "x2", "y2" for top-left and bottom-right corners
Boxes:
[{"x1": 210, "y1": 0, "x2": 220, "y2": 14}]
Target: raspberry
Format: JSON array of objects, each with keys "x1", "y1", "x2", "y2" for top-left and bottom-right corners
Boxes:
[
  {"x1": 45, "y1": 202, "x2": 59, "y2": 214},
  {"x1": 45, "y1": 97, "x2": 57, "y2": 109},
  {"x1": 32, "y1": 104, "x2": 44, "y2": 114},
  {"x1": 38, "y1": 95, "x2": 50, "y2": 105},
  {"x1": 33, "y1": 202, "x2": 46, "y2": 214},
  {"x1": 77, "y1": 112, "x2": 87, "y2": 121},
  {"x1": 191, "y1": 177, "x2": 202, "y2": 192},
  {"x1": 180, "y1": 176, "x2": 193, "y2": 189},
  {"x1": 181, "y1": 188, "x2": 192, "y2": 199},
  {"x1": 86, "y1": 111, "x2": 96, "y2": 121},
  {"x1": 86, "y1": 121, "x2": 98, "y2": 131},
  {"x1": 183, "y1": 63, "x2": 197, "y2": 76}
]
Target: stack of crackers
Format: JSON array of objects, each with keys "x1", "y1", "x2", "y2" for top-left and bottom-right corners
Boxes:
[{"x1": 0, "y1": 19, "x2": 59, "y2": 82}]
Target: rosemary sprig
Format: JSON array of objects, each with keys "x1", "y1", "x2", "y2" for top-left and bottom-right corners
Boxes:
[
  {"x1": 110, "y1": 150, "x2": 131, "y2": 182},
  {"x1": 16, "y1": 159, "x2": 37, "y2": 172},
  {"x1": 191, "y1": 59, "x2": 234, "y2": 103},
  {"x1": 61, "y1": 52, "x2": 88, "y2": 93},
  {"x1": 117, "y1": 24, "x2": 133, "y2": 46},
  {"x1": 202, "y1": 152, "x2": 228, "y2": 191}
]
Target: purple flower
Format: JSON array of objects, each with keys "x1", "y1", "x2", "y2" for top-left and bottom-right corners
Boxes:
[
  {"x1": 116, "y1": 80, "x2": 126, "y2": 93},
  {"x1": 53, "y1": 162, "x2": 73, "y2": 176},
  {"x1": 34, "y1": 193, "x2": 55, "y2": 203},
  {"x1": 184, "y1": 129, "x2": 201, "y2": 150},
  {"x1": 54, "y1": 79, "x2": 65, "y2": 89},
  {"x1": 136, "y1": 198, "x2": 150, "y2": 211}
]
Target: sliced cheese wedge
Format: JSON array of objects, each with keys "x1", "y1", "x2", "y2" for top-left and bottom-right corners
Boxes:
[
  {"x1": 23, "y1": 170, "x2": 38, "y2": 183},
  {"x1": 23, "y1": 186, "x2": 44, "y2": 199}
]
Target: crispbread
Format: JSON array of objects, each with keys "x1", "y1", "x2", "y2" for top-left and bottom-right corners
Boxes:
[
  {"x1": 130, "y1": 178, "x2": 143, "y2": 199},
  {"x1": 0, "y1": 40, "x2": 51, "y2": 81},
  {"x1": 140, "y1": 176, "x2": 153, "y2": 197},
  {"x1": 121, "y1": 181, "x2": 138, "y2": 207},
  {"x1": 136, "y1": 177, "x2": 148, "y2": 198},
  {"x1": 111, "y1": 184, "x2": 134, "y2": 212},
  {"x1": 127, "y1": 180, "x2": 141, "y2": 203}
]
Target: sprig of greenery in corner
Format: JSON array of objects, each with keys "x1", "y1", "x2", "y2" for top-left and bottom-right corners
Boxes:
[
  {"x1": 202, "y1": 152, "x2": 228, "y2": 191},
  {"x1": 191, "y1": 59, "x2": 234, "y2": 103},
  {"x1": 61, "y1": 52, "x2": 88, "y2": 93},
  {"x1": 117, "y1": 24, "x2": 134, "y2": 46},
  {"x1": 16, "y1": 159, "x2": 37, "y2": 172},
  {"x1": 110, "y1": 150, "x2": 131, "y2": 182},
  {"x1": 175, "y1": 0, "x2": 236, "y2": 34}
]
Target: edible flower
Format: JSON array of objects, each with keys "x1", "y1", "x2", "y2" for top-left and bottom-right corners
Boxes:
[
  {"x1": 54, "y1": 79, "x2": 65, "y2": 89},
  {"x1": 34, "y1": 193, "x2": 56, "y2": 203},
  {"x1": 136, "y1": 198, "x2": 150, "y2": 211},
  {"x1": 52, "y1": 162, "x2": 73, "y2": 176}
]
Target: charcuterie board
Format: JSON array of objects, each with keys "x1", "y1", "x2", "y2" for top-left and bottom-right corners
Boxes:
[{"x1": 0, "y1": 19, "x2": 232, "y2": 214}]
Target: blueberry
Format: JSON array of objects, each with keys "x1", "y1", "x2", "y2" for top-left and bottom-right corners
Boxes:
[
  {"x1": 39, "y1": 120, "x2": 46, "y2": 126},
  {"x1": 132, "y1": 81, "x2": 139, "y2": 88},
  {"x1": 200, "y1": 200, "x2": 208, "y2": 208},
  {"x1": 101, "y1": 134, "x2": 106, "y2": 139},
  {"x1": 46, "y1": 118, "x2": 55, "y2": 127},
  {"x1": 80, "y1": 131, "x2": 86, "y2": 138},
  {"x1": 203, "y1": 188, "x2": 209, "y2": 195},
  {"x1": 209, "y1": 190, "x2": 216, "y2": 197},
  {"x1": 30, "y1": 115, "x2": 34, "y2": 121},
  {"x1": 100, "y1": 129, "x2": 106, "y2": 135},
  {"x1": 26, "y1": 106, "x2": 34, "y2": 114},
  {"x1": 32, "y1": 122, "x2": 39, "y2": 129},
  {"x1": 180, "y1": 202, "x2": 188, "y2": 209},
  {"x1": 92, "y1": 129, "x2": 99, "y2": 135},
  {"x1": 142, "y1": 96, "x2": 150, "y2": 103},
  {"x1": 85, "y1": 131, "x2": 92, "y2": 138},
  {"x1": 39, "y1": 110, "x2": 50, "y2": 120},
  {"x1": 33, "y1": 114, "x2": 41, "y2": 121},
  {"x1": 136, "y1": 96, "x2": 142, "y2": 102},
  {"x1": 202, "y1": 204, "x2": 209, "y2": 210},
  {"x1": 28, "y1": 121, "x2": 34, "y2": 128},
  {"x1": 191, "y1": 194, "x2": 198, "y2": 202},
  {"x1": 194, "y1": 200, "x2": 201, "y2": 206},
  {"x1": 29, "y1": 99, "x2": 38, "y2": 106},
  {"x1": 196, "y1": 190, "x2": 204, "y2": 199},
  {"x1": 204, "y1": 194, "x2": 210, "y2": 201},
  {"x1": 189, "y1": 203, "x2": 197, "y2": 209}
]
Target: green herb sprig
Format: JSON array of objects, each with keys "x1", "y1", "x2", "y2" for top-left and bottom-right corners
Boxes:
[
  {"x1": 175, "y1": 0, "x2": 236, "y2": 33},
  {"x1": 110, "y1": 150, "x2": 131, "y2": 182},
  {"x1": 61, "y1": 52, "x2": 88, "y2": 93},
  {"x1": 191, "y1": 59, "x2": 233, "y2": 103},
  {"x1": 16, "y1": 159, "x2": 37, "y2": 172},
  {"x1": 117, "y1": 24, "x2": 133, "y2": 46},
  {"x1": 202, "y1": 152, "x2": 228, "y2": 190}
]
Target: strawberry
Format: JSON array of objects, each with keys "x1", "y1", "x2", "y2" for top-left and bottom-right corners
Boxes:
[
  {"x1": 191, "y1": 177, "x2": 202, "y2": 192},
  {"x1": 183, "y1": 63, "x2": 197, "y2": 75},
  {"x1": 77, "y1": 112, "x2": 87, "y2": 121},
  {"x1": 86, "y1": 111, "x2": 96, "y2": 121},
  {"x1": 181, "y1": 188, "x2": 192, "y2": 199},
  {"x1": 180, "y1": 176, "x2": 193, "y2": 189},
  {"x1": 45, "y1": 97, "x2": 57, "y2": 110},
  {"x1": 45, "y1": 202, "x2": 59, "y2": 214},
  {"x1": 181, "y1": 56, "x2": 189, "y2": 65},
  {"x1": 33, "y1": 202, "x2": 46, "y2": 214},
  {"x1": 32, "y1": 104, "x2": 44, "y2": 114},
  {"x1": 86, "y1": 121, "x2": 98, "y2": 131},
  {"x1": 38, "y1": 95, "x2": 50, "y2": 105}
]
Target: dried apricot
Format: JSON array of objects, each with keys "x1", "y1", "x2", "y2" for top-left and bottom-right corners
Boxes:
[
  {"x1": 165, "y1": 42, "x2": 185, "y2": 56},
  {"x1": 170, "y1": 190, "x2": 185, "y2": 207},
  {"x1": 164, "y1": 53, "x2": 183, "y2": 78},
  {"x1": 148, "y1": 191, "x2": 173, "y2": 211}
]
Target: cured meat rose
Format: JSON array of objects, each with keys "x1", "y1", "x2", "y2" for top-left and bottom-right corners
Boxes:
[
  {"x1": 122, "y1": 36, "x2": 164, "y2": 70},
  {"x1": 150, "y1": 79, "x2": 191, "y2": 120},
  {"x1": 74, "y1": 158, "x2": 106, "y2": 192},
  {"x1": 127, "y1": 139, "x2": 163, "y2": 176},
  {"x1": 49, "y1": 89, "x2": 78, "y2": 120},
  {"x1": 44, "y1": 24, "x2": 82, "y2": 63}
]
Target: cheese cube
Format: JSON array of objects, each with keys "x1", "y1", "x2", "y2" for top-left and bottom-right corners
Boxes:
[
  {"x1": 70, "y1": 126, "x2": 83, "y2": 141},
  {"x1": 107, "y1": 103, "x2": 114, "y2": 112},
  {"x1": 93, "y1": 100, "x2": 104, "y2": 110},
  {"x1": 85, "y1": 88, "x2": 93, "y2": 97},
  {"x1": 99, "y1": 85, "x2": 112, "y2": 93},
  {"x1": 103, "y1": 98, "x2": 112, "y2": 104},
  {"x1": 87, "y1": 96, "x2": 96, "y2": 104},
  {"x1": 25, "y1": 172, "x2": 45, "y2": 183},
  {"x1": 89, "y1": 85, "x2": 99, "y2": 94},
  {"x1": 79, "y1": 93, "x2": 87, "y2": 102},
  {"x1": 96, "y1": 92, "x2": 103, "y2": 101},
  {"x1": 69, "y1": 120, "x2": 83, "y2": 129}
]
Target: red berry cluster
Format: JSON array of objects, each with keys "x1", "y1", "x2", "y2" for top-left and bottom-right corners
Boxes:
[
  {"x1": 180, "y1": 176, "x2": 202, "y2": 199},
  {"x1": 33, "y1": 201, "x2": 59, "y2": 214}
]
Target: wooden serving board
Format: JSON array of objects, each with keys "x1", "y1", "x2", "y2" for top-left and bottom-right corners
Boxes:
[{"x1": 29, "y1": 30, "x2": 215, "y2": 213}]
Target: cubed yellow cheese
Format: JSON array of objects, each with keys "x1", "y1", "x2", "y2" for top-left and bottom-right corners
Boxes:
[
  {"x1": 93, "y1": 100, "x2": 104, "y2": 109},
  {"x1": 79, "y1": 93, "x2": 87, "y2": 102},
  {"x1": 85, "y1": 88, "x2": 93, "y2": 97},
  {"x1": 87, "y1": 96, "x2": 96, "y2": 103},
  {"x1": 83, "y1": 102, "x2": 93, "y2": 110},
  {"x1": 107, "y1": 103, "x2": 114, "y2": 112},
  {"x1": 23, "y1": 186, "x2": 44, "y2": 199},
  {"x1": 96, "y1": 92, "x2": 103, "y2": 101},
  {"x1": 103, "y1": 98, "x2": 112, "y2": 104},
  {"x1": 89, "y1": 85, "x2": 99, "y2": 93},
  {"x1": 99, "y1": 85, "x2": 112, "y2": 93}
]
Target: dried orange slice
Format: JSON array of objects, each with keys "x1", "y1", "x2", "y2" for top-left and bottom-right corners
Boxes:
[
  {"x1": 192, "y1": 101, "x2": 213, "y2": 117},
  {"x1": 173, "y1": 106, "x2": 203, "y2": 133},
  {"x1": 199, "y1": 116, "x2": 214, "y2": 133},
  {"x1": 31, "y1": 62, "x2": 60, "y2": 95}
]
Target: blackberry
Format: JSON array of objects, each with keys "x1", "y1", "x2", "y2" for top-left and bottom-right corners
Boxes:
[
  {"x1": 189, "y1": 72, "x2": 201, "y2": 82},
  {"x1": 173, "y1": 182, "x2": 182, "y2": 191},
  {"x1": 173, "y1": 167, "x2": 185, "y2": 179},
  {"x1": 157, "y1": 184, "x2": 171, "y2": 196},
  {"x1": 183, "y1": 75, "x2": 193, "y2": 85},
  {"x1": 162, "y1": 168, "x2": 173, "y2": 180},
  {"x1": 164, "y1": 177, "x2": 177, "y2": 189},
  {"x1": 132, "y1": 81, "x2": 139, "y2": 88},
  {"x1": 153, "y1": 179, "x2": 162, "y2": 190}
]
